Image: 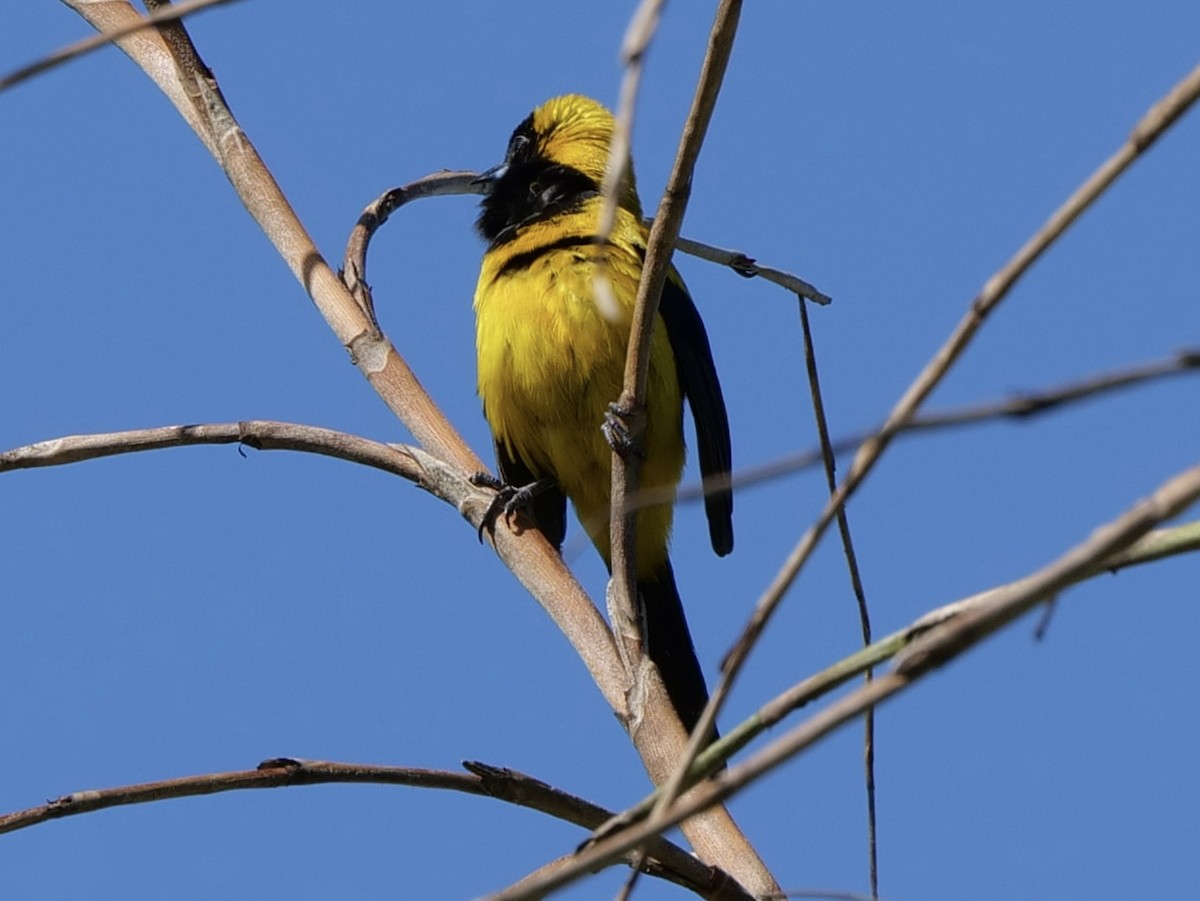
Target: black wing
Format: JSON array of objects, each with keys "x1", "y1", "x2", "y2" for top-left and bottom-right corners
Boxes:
[
  {"x1": 659, "y1": 272, "x2": 734, "y2": 556},
  {"x1": 492, "y1": 434, "x2": 568, "y2": 552}
]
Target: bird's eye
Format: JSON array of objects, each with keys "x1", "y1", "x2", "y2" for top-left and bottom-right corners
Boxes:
[{"x1": 507, "y1": 133, "x2": 531, "y2": 160}]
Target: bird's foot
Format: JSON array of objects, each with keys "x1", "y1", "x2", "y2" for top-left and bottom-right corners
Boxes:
[
  {"x1": 470, "y1": 472, "x2": 555, "y2": 542},
  {"x1": 601, "y1": 402, "x2": 646, "y2": 460}
]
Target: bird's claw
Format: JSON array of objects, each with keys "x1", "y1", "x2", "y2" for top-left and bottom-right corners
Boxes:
[
  {"x1": 601, "y1": 402, "x2": 645, "y2": 459},
  {"x1": 471, "y1": 472, "x2": 554, "y2": 542}
]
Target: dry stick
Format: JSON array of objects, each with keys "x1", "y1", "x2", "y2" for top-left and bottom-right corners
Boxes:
[
  {"x1": 596, "y1": 13, "x2": 672, "y2": 895},
  {"x1": 595, "y1": 1, "x2": 775, "y2": 898},
  {"x1": 680, "y1": 58, "x2": 1200, "y2": 788},
  {"x1": 0, "y1": 422, "x2": 419, "y2": 476},
  {"x1": 0, "y1": 759, "x2": 739, "y2": 900},
  {"x1": 0, "y1": 421, "x2": 473, "y2": 512},
  {"x1": 496, "y1": 463, "x2": 1200, "y2": 901},
  {"x1": 609, "y1": 0, "x2": 743, "y2": 658},
  {"x1": 796, "y1": 297, "x2": 878, "y2": 900},
  {"x1": 669, "y1": 233, "x2": 831, "y2": 305},
  {"x1": 60, "y1": 0, "x2": 626, "y2": 723},
  {"x1": 601, "y1": 0, "x2": 663, "y2": 747},
  {"x1": 341, "y1": 171, "x2": 481, "y2": 330},
  {"x1": 338, "y1": 169, "x2": 830, "y2": 329}
]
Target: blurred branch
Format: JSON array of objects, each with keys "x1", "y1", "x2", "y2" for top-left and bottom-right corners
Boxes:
[
  {"x1": 709, "y1": 59, "x2": 1200, "y2": 735},
  {"x1": 514, "y1": 463, "x2": 1200, "y2": 899},
  {"x1": 0, "y1": 0, "x2": 241, "y2": 92},
  {"x1": 593, "y1": 0, "x2": 665, "y2": 321},
  {"x1": 0, "y1": 757, "x2": 741, "y2": 899},
  {"x1": 671, "y1": 347, "x2": 1200, "y2": 506}
]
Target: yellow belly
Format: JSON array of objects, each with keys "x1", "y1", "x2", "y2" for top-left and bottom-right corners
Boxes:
[{"x1": 474, "y1": 240, "x2": 684, "y2": 573}]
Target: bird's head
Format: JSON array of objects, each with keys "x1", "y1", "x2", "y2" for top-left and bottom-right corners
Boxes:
[{"x1": 475, "y1": 94, "x2": 643, "y2": 244}]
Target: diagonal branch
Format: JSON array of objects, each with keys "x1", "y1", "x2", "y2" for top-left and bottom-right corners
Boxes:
[
  {"x1": 701, "y1": 58, "x2": 1200, "y2": 760},
  {"x1": 59, "y1": 0, "x2": 625, "y2": 726}
]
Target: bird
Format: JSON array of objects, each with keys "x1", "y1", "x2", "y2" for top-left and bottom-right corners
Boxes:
[{"x1": 472, "y1": 94, "x2": 732, "y2": 739}]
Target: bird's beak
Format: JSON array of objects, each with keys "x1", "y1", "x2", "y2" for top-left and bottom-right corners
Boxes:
[{"x1": 471, "y1": 162, "x2": 508, "y2": 191}]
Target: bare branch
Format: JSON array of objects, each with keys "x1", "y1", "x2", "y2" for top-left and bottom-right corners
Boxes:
[
  {"x1": 599, "y1": 0, "x2": 669, "y2": 759},
  {"x1": 606, "y1": 0, "x2": 743, "y2": 729},
  {"x1": 341, "y1": 170, "x2": 481, "y2": 329},
  {"x1": 0, "y1": 757, "x2": 740, "y2": 898},
  {"x1": 0, "y1": 421, "x2": 416, "y2": 477},
  {"x1": 668, "y1": 232, "x2": 831, "y2": 305}
]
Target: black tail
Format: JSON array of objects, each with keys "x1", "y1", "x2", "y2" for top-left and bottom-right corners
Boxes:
[{"x1": 638, "y1": 560, "x2": 718, "y2": 747}]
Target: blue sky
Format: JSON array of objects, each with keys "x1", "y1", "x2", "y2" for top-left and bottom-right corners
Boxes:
[{"x1": 2, "y1": 3, "x2": 1198, "y2": 899}]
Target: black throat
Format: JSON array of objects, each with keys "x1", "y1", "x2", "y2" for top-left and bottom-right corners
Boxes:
[{"x1": 476, "y1": 117, "x2": 600, "y2": 246}]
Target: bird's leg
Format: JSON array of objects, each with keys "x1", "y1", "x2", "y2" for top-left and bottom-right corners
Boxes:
[
  {"x1": 601, "y1": 401, "x2": 646, "y2": 460},
  {"x1": 470, "y1": 472, "x2": 556, "y2": 542}
]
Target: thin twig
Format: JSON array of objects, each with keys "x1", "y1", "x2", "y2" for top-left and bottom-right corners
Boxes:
[
  {"x1": 0, "y1": 0, "x2": 242, "y2": 92},
  {"x1": 341, "y1": 170, "x2": 480, "y2": 329},
  {"x1": 607, "y1": 0, "x2": 742, "y2": 742},
  {"x1": 796, "y1": 297, "x2": 879, "y2": 899},
  {"x1": 593, "y1": 0, "x2": 666, "y2": 324},
  {"x1": 668, "y1": 232, "x2": 831, "y2": 304}
]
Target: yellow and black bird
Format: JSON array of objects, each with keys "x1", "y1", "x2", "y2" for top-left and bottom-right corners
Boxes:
[{"x1": 473, "y1": 94, "x2": 732, "y2": 736}]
